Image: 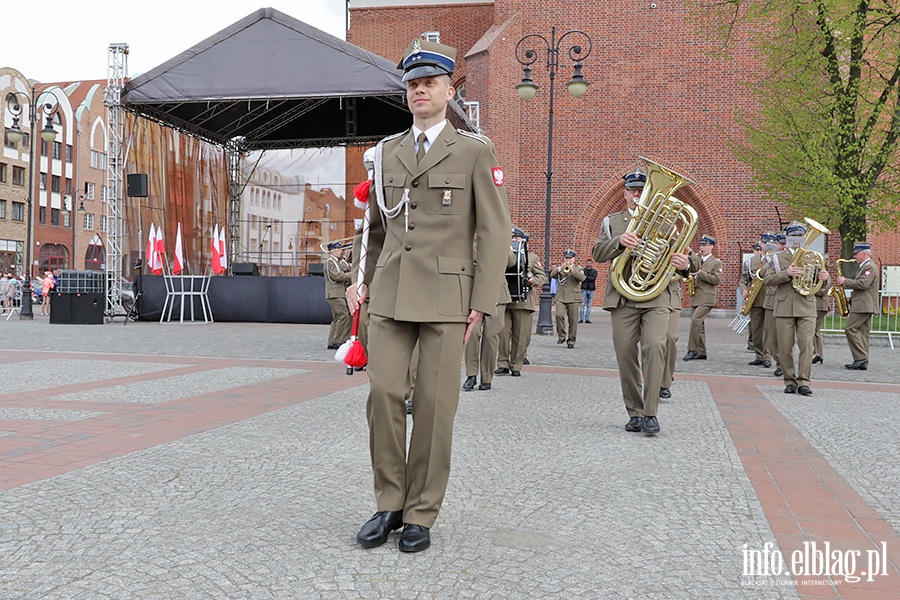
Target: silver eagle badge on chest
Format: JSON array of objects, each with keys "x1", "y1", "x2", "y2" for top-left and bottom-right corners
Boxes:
[{"x1": 442, "y1": 189, "x2": 452, "y2": 206}]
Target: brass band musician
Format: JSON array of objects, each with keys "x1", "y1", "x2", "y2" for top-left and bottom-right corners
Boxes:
[
  {"x1": 837, "y1": 241, "x2": 879, "y2": 371},
  {"x1": 324, "y1": 240, "x2": 352, "y2": 349},
  {"x1": 550, "y1": 250, "x2": 585, "y2": 348}
]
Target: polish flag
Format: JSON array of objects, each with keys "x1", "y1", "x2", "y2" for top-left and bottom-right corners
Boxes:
[
  {"x1": 151, "y1": 224, "x2": 164, "y2": 275},
  {"x1": 210, "y1": 224, "x2": 221, "y2": 273},
  {"x1": 217, "y1": 226, "x2": 228, "y2": 273},
  {"x1": 173, "y1": 222, "x2": 184, "y2": 275},
  {"x1": 146, "y1": 223, "x2": 156, "y2": 270}
]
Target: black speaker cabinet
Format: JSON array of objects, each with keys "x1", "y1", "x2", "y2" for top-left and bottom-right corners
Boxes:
[
  {"x1": 70, "y1": 293, "x2": 104, "y2": 324},
  {"x1": 308, "y1": 263, "x2": 324, "y2": 277},
  {"x1": 126, "y1": 173, "x2": 149, "y2": 198},
  {"x1": 49, "y1": 293, "x2": 71, "y2": 324},
  {"x1": 232, "y1": 262, "x2": 260, "y2": 276}
]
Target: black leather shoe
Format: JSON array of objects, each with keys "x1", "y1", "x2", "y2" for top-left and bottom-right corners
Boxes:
[
  {"x1": 812, "y1": 355, "x2": 823, "y2": 364},
  {"x1": 798, "y1": 385, "x2": 812, "y2": 396},
  {"x1": 462, "y1": 376, "x2": 477, "y2": 391},
  {"x1": 642, "y1": 416, "x2": 660, "y2": 435},
  {"x1": 406, "y1": 400, "x2": 412, "y2": 415},
  {"x1": 624, "y1": 416, "x2": 645, "y2": 432},
  {"x1": 557, "y1": 339, "x2": 565, "y2": 344},
  {"x1": 578, "y1": 319, "x2": 584, "y2": 323},
  {"x1": 746, "y1": 344, "x2": 755, "y2": 352},
  {"x1": 398, "y1": 524, "x2": 430, "y2": 553},
  {"x1": 774, "y1": 367, "x2": 783, "y2": 377},
  {"x1": 845, "y1": 359, "x2": 868, "y2": 370},
  {"x1": 683, "y1": 350, "x2": 698, "y2": 361},
  {"x1": 695, "y1": 354, "x2": 707, "y2": 360},
  {"x1": 748, "y1": 359, "x2": 765, "y2": 366},
  {"x1": 523, "y1": 358, "x2": 530, "y2": 365},
  {"x1": 494, "y1": 367, "x2": 510, "y2": 375},
  {"x1": 567, "y1": 343, "x2": 574, "y2": 349},
  {"x1": 477, "y1": 383, "x2": 491, "y2": 391},
  {"x1": 510, "y1": 370, "x2": 521, "y2": 377},
  {"x1": 357, "y1": 511, "x2": 403, "y2": 548},
  {"x1": 659, "y1": 387, "x2": 671, "y2": 399},
  {"x1": 763, "y1": 360, "x2": 772, "y2": 368},
  {"x1": 784, "y1": 384, "x2": 797, "y2": 394},
  {"x1": 585, "y1": 320, "x2": 592, "y2": 323},
  {"x1": 327, "y1": 344, "x2": 341, "y2": 350}
]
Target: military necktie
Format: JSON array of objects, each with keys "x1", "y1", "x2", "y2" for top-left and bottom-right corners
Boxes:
[{"x1": 416, "y1": 133, "x2": 427, "y2": 163}]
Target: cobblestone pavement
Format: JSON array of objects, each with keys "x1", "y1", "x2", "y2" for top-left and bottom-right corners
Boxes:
[{"x1": 0, "y1": 312, "x2": 897, "y2": 599}]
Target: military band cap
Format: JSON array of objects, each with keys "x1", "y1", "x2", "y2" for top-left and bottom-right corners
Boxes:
[
  {"x1": 700, "y1": 234, "x2": 716, "y2": 245},
  {"x1": 623, "y1": 170, "x2": 646, "y2": 188},
  {"x1": 399, "y1": 39, "x2": 456, "y2": 82},
  {"x1": 753, "y1": 242, "x2": 762, "y2": 250},
  {"x1": 852, "y1": 241, "x2": 871, "y2": 255},
  {"x1": 326, "y1": 241, "x2": 342, "y2": 250},
  {"x1": 760, "y1": 232, "x2": 776, "y2": 243},
  {"x1": 564, "y1": 250, "x2": 576, "y2": 258},
  {"x1": 775, "y1": 233, "x2": 787, "y2": 244},
  {"x1": 785, "y1": 222, "x2": 807, "y2": 237},
  {"x1": 511, "y1": 227, "x2": 529, "y2": 240}
]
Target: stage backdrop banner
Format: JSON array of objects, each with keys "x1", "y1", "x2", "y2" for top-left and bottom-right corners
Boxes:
[{"x1": 136, "y1": 275, "x2": 331, "y2": 324}]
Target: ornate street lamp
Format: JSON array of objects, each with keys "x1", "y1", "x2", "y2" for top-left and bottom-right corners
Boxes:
[
  {"x1": 515, "y1": 28, "x2": 592, "y2": 334},
  {"x1": 6, "y1": 89, "x2": 60, "y2": 319}
]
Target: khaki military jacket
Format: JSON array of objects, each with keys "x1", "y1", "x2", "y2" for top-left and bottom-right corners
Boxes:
[
  {"x1": 364, "y1": 122, "x2": 512, "y2": 322},
  {"x1": 688, "y1": 254, "x2": 722, "y2": 308},
  {"x1": 325, "y1": 255, "x2": 351, "y2": 299},
  {"x1": 549, "y1": 264, "x2": 585, "y2": 303},
  {"x1": 843, "y1": 258, "x2": 879, "y2": 314},
  {"x1": 592, "y1": 209, "x2": 682, "y2": 310},
  {"x1": 739, "y1": 254, "x2": 766, "y2": 310},
  {"x1": 509, "y1": 252, "x2": 547, "y2": 312},
  {"x1": 762, "y1": 249, "x2": 817, "y2": 318}
]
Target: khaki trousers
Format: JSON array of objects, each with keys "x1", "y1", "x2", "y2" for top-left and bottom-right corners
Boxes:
[
  {"x1": 845, "y1": 312, "x2": 872, "y2": 361},
  {"x1": 366, "y1": 315, "x2": 466, "y2": 528},
  {"x1": 464, "y1": 305, "x2": 506, "y2": 383},
  {"x1": 555, "y1": 299, "x2": 579, "y2": 344},
  {"x1": 687, "y1": 305, "x2": 711, "y2": 355},
  {"x1": 814, "y1": 310, "x2": 827, "y2": 357},
  {"x1": 749, "y1": 306, "x2": 769, "y2": 361},
  {"x1": 610, "y1": 304, "x2": 669, "y2": 418},
  {"x1": 327, "y1": 298, "x2": 351, "y2": 346},
  {"x1": 662, "y1": 307, "x2": 679, "y2": 388},
  {"x1": 775, "y1": 315, "x2": 815, "y2": 386},
  {"x1": 764, "y1": 308, "x2": 779, "y2": 367}
]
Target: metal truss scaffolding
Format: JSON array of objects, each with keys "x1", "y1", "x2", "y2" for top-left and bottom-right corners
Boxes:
[
  {"x1": 227, "y1": 139, "x2": 243, "y2": 266},
  {"x1": 104, "y1": 43, "x2": 128, "y2": 318}
]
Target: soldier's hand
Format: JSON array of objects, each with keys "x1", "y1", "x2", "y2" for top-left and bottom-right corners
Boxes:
[
  {"x1": 836, "y1": 276, "x2": 845, "y2": 286},
  {"x1": 619, "y1": 231, "x2": 640, "y2": 248},
  {"x1": 670, "y1": 252, "x2": 689, "y2": 270},
  {"x1": 741, "y1": 289, "x2": 749, "y2": 299},
  {"x1": 346, "y1": 283, "x2": 367, "y2": 314},
  {"x1": 464, "y1": 310, "x2": 484, "y2": 343},
  {"x1": 818, "y1": 270, "x2": 829, "y2": 281},
  {"x1": 787, "y1": 266, "x2": 803, "y2": 277}
]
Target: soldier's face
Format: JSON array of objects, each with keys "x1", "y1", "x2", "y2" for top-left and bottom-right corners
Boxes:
[
  {"x1": 699, "y1": 242, "x2": 712, "y2": 256},
  {"x1": 624, "y1": 187, "x2": 641, "y2": 209},
  {"x1": 406, "y1": 76, "x2": 454, "y2": 122}
]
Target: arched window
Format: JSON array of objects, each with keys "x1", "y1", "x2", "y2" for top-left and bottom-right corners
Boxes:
[
  {"x1": 84, "y1": 244, "x2": 105, "y2": 271},
  {"x1": 38, "y1": 244, "x2": 69, "y2": 273}
]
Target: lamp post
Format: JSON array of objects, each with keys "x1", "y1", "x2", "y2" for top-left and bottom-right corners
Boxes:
[
  {"x1": 61, "y1": 193, "x2": 87, "y2": 269},
  {"x1": 5, "y1": 89, "x2": 60, "y2": 319},
  {"x1": 515, "y1": 27, "x2": 592, "y2": 334},
  {"x1": 288, "y1": 234, "x2": 298, "y2": 277}
]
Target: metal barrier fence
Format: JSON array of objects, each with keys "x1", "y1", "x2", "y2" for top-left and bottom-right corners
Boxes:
[{"x1": 820, "y1": 291, "x2": 898, "y2": 349}]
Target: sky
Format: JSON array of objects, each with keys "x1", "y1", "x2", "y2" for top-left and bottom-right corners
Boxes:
[{"x1": 3, "y1": 1, "x2": 347, "y2": 82}]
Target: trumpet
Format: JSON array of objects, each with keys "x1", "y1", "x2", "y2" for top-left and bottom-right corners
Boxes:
[
  {"x1": 561, "y1": 264, "x2": 572, "y2": 274},
  {"x1": 826, "y1": 258, "x2": 855, "y2": 318}
]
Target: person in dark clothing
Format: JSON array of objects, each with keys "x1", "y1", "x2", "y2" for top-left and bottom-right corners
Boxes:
[{"x1": 579, "y1": 259, "x2": 598, "y2": 323}]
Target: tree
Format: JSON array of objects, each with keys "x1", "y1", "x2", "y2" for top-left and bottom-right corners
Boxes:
[{"x1": 690, "y1": 0, "x2": 900, "y2": 258}]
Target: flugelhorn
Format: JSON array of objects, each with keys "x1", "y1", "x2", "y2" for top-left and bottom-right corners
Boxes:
[
  {"x1": 610, "y1": 158, "x2": 698, "y2": 302},
  {"x1": 790, "y1": 217, "x2": 830, "y2": 296}
]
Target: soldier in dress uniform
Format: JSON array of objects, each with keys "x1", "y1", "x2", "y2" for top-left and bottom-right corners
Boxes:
[
  {"x1": 837, "y1": 241, "x2": 879, "y2": 370},
  {"x1": 495, "y1": 228, "x2": 547, "y2": 376},
  {"x1": 761, "y1": 221, "x2": 829, "y2": 396},
  {"x1": 742, "y1": 234, "x2": 773, "y2": 368},
  {"x1": 683, "y1": 235, "x2": 722, "y2": 360},
  {"x1": 660, "y1": 275, "x2": 682, "y2": 400},
  {"x1": 463, "y1": 244, "x2": 516, "y2": 391},
  {"x1": 324, "y1": 241, "x2": 352, "y2": 349},
  {"x1": 744, "y1": 242, "x2": 763, "y2": 351},
  {"x1": 593, "y1": 169, "x2": 690, "y2": 436},
  {"x1": 550, "y1": 250, "x2": 585, "y2": 348},
  {"x1": 346, "y1": 39, "x2": 511, "y2": 553},
  {"x1": 812, "y1": 283, "x2": 828, "y2": 365},
  {"x1": 765, "y1": 232, "x2": 787, "y2": 377}
]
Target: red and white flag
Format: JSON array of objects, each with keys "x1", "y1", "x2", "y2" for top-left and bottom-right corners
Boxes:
[
  {"x1": 217, "y1": 226, "x2": 228, "y2": 273},
  {"x1": 151, "y1": 224, "x2": 164, "y2": 275},
  {"x1": 210, "y1": 224, "x2": 221, "y2": 273},
  {"x1": 146, "y1": 223, "x2": 156, "y2": 270},
  {"x1": 173, "y1": 222, "x2": 184, "y2": 275}
]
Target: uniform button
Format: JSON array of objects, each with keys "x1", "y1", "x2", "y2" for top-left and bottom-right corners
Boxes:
[
  {"x1": 408, "y1": 224, "x2": 415, "y2": 230},
  {"x1": 461, "y1": 266, "x2": 465, "y2": 271},
  {"x1": 445, "y1": 179, "x2": 450, "y2": 184},
  {"x1": 405, "y1": 245, "x2": 412, "y2": 251},
  {"x1": 410, "y1": 202, "x2": 417, "y2": 209},
  {"x1": 412, "y1": 180, "x2": 419, "y2": 188}
]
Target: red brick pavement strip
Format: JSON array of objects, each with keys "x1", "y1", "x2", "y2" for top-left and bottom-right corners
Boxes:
[{"x1": 0, "y1": 352, "x2": 363, "y2": 490}]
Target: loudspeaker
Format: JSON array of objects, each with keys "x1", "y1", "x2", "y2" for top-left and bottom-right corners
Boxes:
[
  {"x1": 126, "y1": 173, "x2": 149, "y2": 198},
  {"x1": 308, "y1": 263, "x2": 324, "y2": 277},
  {"x1": 232, "y1": 262, "x2": 260, "y2": 276},
  {"x1": 49, "y1": 293, "x2": 71, "y2": 324},
  {"x1": 70, "y1": 293, "x2": 104, "y2": 324}
]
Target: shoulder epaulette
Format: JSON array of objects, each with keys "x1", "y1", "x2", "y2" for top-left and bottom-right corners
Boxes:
[
  {"x1": 457, "y1": 129, "x2": 488, "y2": 144},
  {"x1": 381, "y1": 130, "x2": 407, "y2": 144}
]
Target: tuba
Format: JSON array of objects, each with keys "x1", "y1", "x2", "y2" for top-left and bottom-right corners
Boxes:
[
  {"x1": 826, "y1": 258, "x2": 855, "y2": 318},
  {"x1": 610, "y1": 158, "x2": 698, "y2": 302},
  {"x1": 790, "y1": 217, "x2": 830, "y2": 296}
]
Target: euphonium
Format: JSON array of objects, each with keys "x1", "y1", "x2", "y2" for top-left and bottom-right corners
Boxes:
[
  {"x1": 610, "y1": 157, "x2": 698, "y2": 302},
  {"x1": 790, "y1": 217, "x2": 830, "y2": 296},
  {"x1": 826, "y1": 258, "x2": 855, "y2": 318}
]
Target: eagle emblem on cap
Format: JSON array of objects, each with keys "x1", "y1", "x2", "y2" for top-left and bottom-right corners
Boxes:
[{"x1": 412, "y1": 40, "x2": 421, "y2": 54}]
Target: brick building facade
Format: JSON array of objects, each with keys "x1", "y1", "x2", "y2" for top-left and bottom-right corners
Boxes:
[{"x1": 349, "y1": 0, "x2": 899, "y2": 305}]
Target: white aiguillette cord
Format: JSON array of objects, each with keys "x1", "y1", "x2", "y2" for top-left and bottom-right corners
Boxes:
[{"x1": 374, "y1": 141, "x2": 411, "y2": 232}]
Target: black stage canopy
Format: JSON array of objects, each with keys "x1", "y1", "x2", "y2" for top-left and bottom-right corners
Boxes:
[{"x1": 122, "y1": 7, "x2": 417, "y2": 149}]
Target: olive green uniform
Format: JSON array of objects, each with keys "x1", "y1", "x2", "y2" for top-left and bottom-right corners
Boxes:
[
  {"x1": 842, "y1": 258, "x2": 879, "y2": 362},
  {"x1": 362, "y1": 122, "x2": 511, "y2": 528},
  {"x1": 662, "y1": 278, "x2": 682, "y2": 390},
  {"x1": 686, "y1": 253, "x2": 722, "y2": 356},
  {"x1": 497, "y1": 252, "x2": 547, "y2": 371},
  {"x1": 465, "y1": 251, "x2": 515, "y2": 384},
  {"x1": 549, "y1": 263, "x2": 585, "y2": 345},
  {"x1": 740, "y1": 254, "x2": 769, "y2": 362},
  {"x1": 325, "y1": 254, "x2": 352, "y2": 346}
]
